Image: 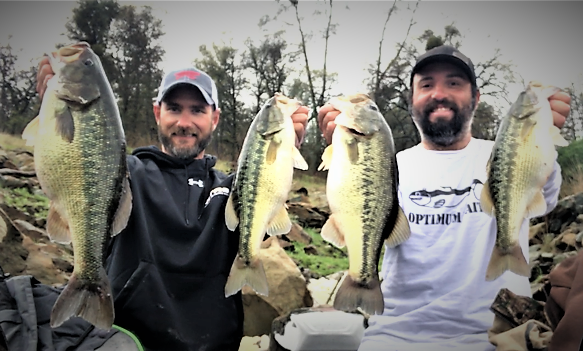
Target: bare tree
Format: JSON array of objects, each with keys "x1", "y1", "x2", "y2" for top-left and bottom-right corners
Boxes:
[
  {"x1": 242, "y1": 31, "x2": 296, "y2": 113},
  {"x1": 195, "y1": 44, "x2": 250, "y2": 161},
  {"x1": 0, "y1": 43, "x2": 38, "y2": 134}
]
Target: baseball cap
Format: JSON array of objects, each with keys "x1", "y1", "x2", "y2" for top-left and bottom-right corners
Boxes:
[
  {"x1": 410, "y1": 45, "x2": 477, "y2": 88},
  {"x1": 155, "y1": 67, "x2": 219, "y2": 108}
]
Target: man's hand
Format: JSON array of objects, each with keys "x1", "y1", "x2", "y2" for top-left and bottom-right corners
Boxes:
[
  {"x1": 549, "y1": 90, "x2": 571, "y2": 129},
  {"x1": 292, "y1": 105, "x2": 309, "y2": 148},
  {"x1": 36, "y1": 55, "x2": 54, "y2": 99},
  {"x1": 317, "y1": 103, "x2": 340, "y2": 145}
]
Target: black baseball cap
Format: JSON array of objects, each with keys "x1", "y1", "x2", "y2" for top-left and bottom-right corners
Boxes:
[
  {"x1": 155, "y1": 67, "x2": 219, "y2": 108},
  {"x1": 410, "y1": 45, "x2": 477, "y2": 88}
]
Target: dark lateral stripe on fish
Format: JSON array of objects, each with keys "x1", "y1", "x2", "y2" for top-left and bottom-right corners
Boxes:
[
  {"x1": 489, "y1": 120, "x2": 520, "y2": 247},
  {"x1": 234, "y1": 136, "x2": 268, "y2": 261},
  {"x1": 77, "y1": 110, "x2": 122, "y2": 275},
  {"x1": 358, "y1": 139, "x2": 393, "y2": 281}
]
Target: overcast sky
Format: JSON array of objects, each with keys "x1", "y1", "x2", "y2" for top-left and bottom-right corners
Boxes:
[{"x1": 1, "y1": 1, "x2": 582, "y2": 112}]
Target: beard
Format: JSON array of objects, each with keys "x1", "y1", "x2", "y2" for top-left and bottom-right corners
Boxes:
[
  {"x1": 412, "y1": 97, "x2": 476, "y2": 147},
  {"x1": 158, "y1": 126, "x2": 212, "y2": 160}
]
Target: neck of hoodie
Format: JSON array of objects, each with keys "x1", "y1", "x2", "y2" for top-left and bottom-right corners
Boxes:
[{"x1": 132, "y1": 145, "x2": 218, "y2": 225}]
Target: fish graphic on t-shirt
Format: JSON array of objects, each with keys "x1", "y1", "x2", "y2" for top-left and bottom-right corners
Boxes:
[{"x1": 409, "y1": 179, "x2": 483, "y2": 208}]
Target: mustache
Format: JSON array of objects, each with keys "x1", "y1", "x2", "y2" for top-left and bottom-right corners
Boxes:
[{"x1": 423, "y1": 99, "x2": 459, "y2": 116}]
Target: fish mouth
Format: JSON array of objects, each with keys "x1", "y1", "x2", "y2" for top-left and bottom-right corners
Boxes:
[
  {"x1": 347, "y1": 127, "x2": 366, "y2": 136},
  {"x1": 48, "y1": 42, "x2": 89, "y2": 66}
]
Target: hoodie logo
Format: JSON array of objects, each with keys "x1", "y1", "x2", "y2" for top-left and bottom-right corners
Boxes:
[
  {"x1": 188, "y1": 178, "x2": 204, "y2": 187},
  {"x1": 204, "y1": 187, "x2": 230, "y2": 207}
]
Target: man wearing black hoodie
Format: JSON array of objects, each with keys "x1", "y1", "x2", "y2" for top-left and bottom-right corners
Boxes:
[{"x1": 26, "y1": 56, "x2": 309, "y2": 351}]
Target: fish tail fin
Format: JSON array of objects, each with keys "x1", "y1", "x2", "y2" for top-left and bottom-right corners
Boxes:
[
  {"x1": 225, "y1": 255, "x2": 269, "y2": 297},
  {"x1": 486, "y1": 244, "x2": 530, "y2": 281},
  {"x1": 333, "y1": 274, "x2": 384, "y2": 316},
  {"x1": 50, "y1": 267, "x2": 114, "y2": 330}
]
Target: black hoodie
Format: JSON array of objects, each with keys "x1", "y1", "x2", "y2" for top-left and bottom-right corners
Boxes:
[{"x1": 104, "y1": 146, "x2": 243, "y2": 351}]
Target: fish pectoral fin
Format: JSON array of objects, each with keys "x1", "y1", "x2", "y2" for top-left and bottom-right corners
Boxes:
[
  {"x1": 56, "y1": 83, "x2": 101, "y2": 106},
  {"x1": 111, "y1": 176, "x2": 132, "y2": 236},
  {"x1": 266, "y1": 205, "x2": 292, "y2": 236},
  {"x1": 550, "y1": 126, "x2": 569, "y2": 147},
  {"x1": 519, "y1": 118, "x2": 537, "y2": 141},
  {"x1": 225, "y1": 193, "x2": 239, "y2": 231},
  {"x1": 47, "y1": 204, "x2": 72, "y2": 244},
  {"x1": 54, "y1": 106, "x2": 75, "y2": 143},
  {"x1": 22, "y1": 115, "x2": 40, "y2": 147},
  {"x1": 318, "y1": 145, "x2": 333, "y2": 171},
  {"x1": 320, "y1": 215, "x2": 346, "y2": 248},
  {"x1": 266, "y1": 134, "x2": 282, "y2": 165},
  {"x1": 526, "y1": 191, "x2": 548, "y2": 219},
  {"x1": 385, "y1": 206, "x2": 411, "y2": 248},
  {"x1": 346, "y1": 138, "x2": 359, "y2": 164},
  {"x1": 480, "y1": 180, "x2": 495, "y2": 217},
  {"x1": 292, "y1": 146, "x2": 309, "y2": 170}
]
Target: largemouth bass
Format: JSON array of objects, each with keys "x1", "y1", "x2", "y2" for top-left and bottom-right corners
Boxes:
[
  {"x1": 318, "y1": 93, "x2": 410, "y2": 315},
  {"x1": 481, "y1": 81, "x2": 568, "y2": 281},
  {"x1": 22, "y1": 42, "x2": 132, "y2": 329},
  {"x1": 225, "y1": 93, "x2": 308, "y2": 297}
]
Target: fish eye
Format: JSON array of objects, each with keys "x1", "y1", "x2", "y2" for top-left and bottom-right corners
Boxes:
[
  {"x1": 83, "y1": 59, "x2": 94, "y2": 67},
  {"x1": 369, "y1": 104, "x2": 378, "y2": 111}
]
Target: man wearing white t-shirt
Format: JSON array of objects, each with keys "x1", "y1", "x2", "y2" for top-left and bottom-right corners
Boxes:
[{"x1": 317, "y1": 45, "x2": 572, "y2": 351}]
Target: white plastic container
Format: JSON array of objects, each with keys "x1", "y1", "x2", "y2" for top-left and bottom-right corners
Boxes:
[{"x1": 273, "y1": 310, "x2": 365, "y2": 351}]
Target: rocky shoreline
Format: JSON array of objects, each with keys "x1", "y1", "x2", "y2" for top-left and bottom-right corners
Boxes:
[{"x1": 2, "y1": 145, "x2": 582, "y2": 350}]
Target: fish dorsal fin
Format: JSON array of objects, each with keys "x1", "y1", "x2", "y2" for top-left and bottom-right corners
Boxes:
[
  {"x1": 385, "y1": 206, "x2": 411, "y2": 248},
  {"x1": 22, "y1": 116, "x2": 40, "y2": 147},
  {"x1": 320, "y1": 214, "x2": 346, "y2": 249},
  {"x1": 266, "y1": 205, "x2": 292, "y2": 236},
  {"x1": 47, "y1": 204, "x2": 72, "y2": 244},
  {"x1": 111, "y1": 176, "x2": 132, "y2": 236}
]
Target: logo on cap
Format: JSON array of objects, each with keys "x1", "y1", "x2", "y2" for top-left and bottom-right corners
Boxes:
[{"x1": 175, "y1": 70, "x2": 200, "y2": 80}]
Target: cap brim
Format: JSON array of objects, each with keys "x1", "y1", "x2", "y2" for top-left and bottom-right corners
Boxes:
[
  {"x1": 157, "y1": 81, "x2": 215, "y2": 106},
  {"x1": 412, "y1": 54, "x2": 475, "y2": 85}
]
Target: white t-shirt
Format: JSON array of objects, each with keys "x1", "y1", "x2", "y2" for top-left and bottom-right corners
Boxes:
[{"x1": 358, "y1": 138, "x2": 562, "y2": 351}]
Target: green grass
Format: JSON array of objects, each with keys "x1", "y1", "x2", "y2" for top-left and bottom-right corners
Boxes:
[
  {"x1": 1, "y1": 187, "x2": 49, "y2": 221},
  {"x1": 0, "y1": 133, "x2": 33, "y2": 152},
  {"x1": 557, "y1": 139, "x2": 583, "y2": 198},
  {"x1": 286, "y1": 227, "x2": 349, "y2": 277}
]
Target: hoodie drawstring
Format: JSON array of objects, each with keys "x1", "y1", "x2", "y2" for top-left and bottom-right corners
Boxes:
[{"x1": 184, "y1": 164, "x2": 190, "y2": 225}]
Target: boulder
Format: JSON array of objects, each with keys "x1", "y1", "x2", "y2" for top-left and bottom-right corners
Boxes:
[{"x1": 243, "y1": 236, "x2": 313, "y2": 336}]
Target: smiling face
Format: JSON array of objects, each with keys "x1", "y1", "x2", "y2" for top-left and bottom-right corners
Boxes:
[
  {"x1": 153, "y1": 84, "x2": 220, "y2": 160},
  {"x1": 411, "y1": 61, "x2": 480, "y2": 150}
]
